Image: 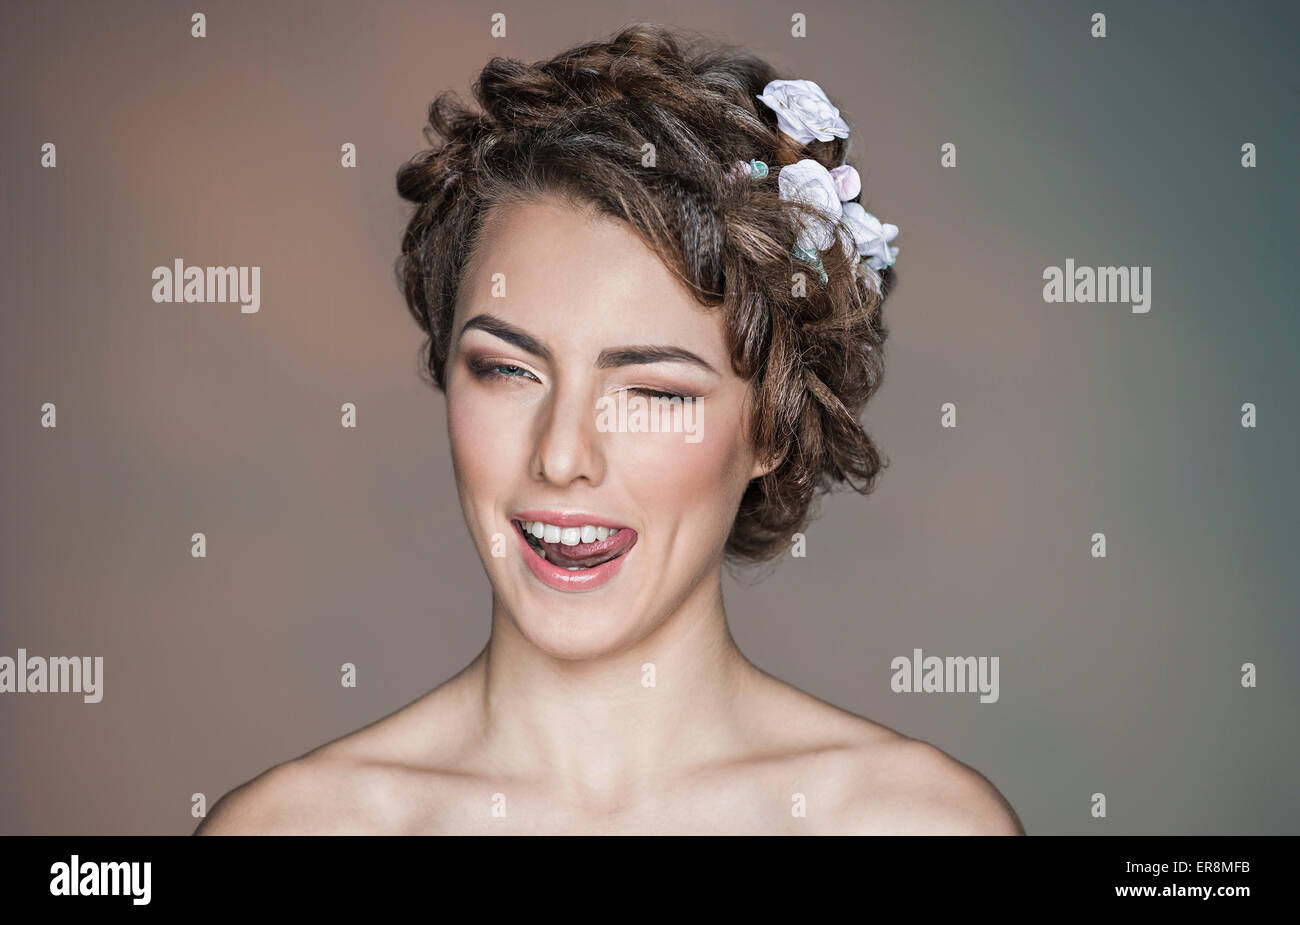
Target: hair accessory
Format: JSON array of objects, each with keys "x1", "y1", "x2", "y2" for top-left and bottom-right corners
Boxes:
[
  {"x1": 751, "y1": 79, "x2": 900, "y2": 283},
  {"x1": 754, "y1": 79, "x2": 850, "y2": 144},
  {"x1": 729, "y1": 158, "x2": 769, "y2": 181}
]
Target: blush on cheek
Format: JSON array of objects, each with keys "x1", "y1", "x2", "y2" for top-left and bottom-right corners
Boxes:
[
  {"x1": 615, "y1": 420, "x2": 749, "y2": 539},
  {"x1": 446, "y1": 383, "x2": 520, "y2": 504},
  {"x1": 445, "y1": 388, "x2": 476, "y2": 471}
]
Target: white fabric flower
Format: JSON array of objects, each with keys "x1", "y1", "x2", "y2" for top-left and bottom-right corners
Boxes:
[
  {"x1": 829, "y1": 164, "x2": 860, "y2": 202},
  {"x1": 755, "y1": 79, "x2": 851, "y2": 145},
  {"x1": 840, "y1": 201, "x2": 900, "y2": 270},
  {"x1": 777, "y1": 158, "x2": 842, "y2": 253},
  {"x1": 757, "y1": 76, "x2": 900, "y2": 274}
]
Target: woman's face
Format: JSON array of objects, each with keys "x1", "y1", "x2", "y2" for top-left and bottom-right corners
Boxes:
[{"x1": 445, "y1": 194, "x2": 769, "y2": 659}]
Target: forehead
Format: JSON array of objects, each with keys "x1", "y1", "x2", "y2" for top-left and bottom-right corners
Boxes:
[{"x1": 455, "y1": 195, "x2": 727, "y2": 360}]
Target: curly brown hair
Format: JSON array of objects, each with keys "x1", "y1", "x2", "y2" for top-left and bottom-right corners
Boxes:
[{"x1": 395, "y1": 22, "x2": 895, "y2": 564}]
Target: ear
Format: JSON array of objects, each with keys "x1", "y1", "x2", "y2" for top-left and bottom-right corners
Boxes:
[{"x1": 749, "y1": 446, "x2": 783, "y2": 481}]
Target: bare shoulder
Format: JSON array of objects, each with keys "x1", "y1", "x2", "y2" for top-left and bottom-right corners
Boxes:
[
  {"x1": 194, "y1": 750, "x2": 398, "y2": 835},
  {"x1": 739, "y1": 668, "x2": 1023, "y2": 835},
  {"x1": 194, "y1": 707, "x2": 466, "y2": 835},
  {"x1": 196, "y1": 661, "x2": 482, "y2": 835},
  {"x1": 832, "y1": 732, "x2": 1025, "y2": 835}
]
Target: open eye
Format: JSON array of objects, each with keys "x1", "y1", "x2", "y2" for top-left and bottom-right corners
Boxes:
[{"x1": 469, "y1": 358, "x2": 541, "y2": 384}]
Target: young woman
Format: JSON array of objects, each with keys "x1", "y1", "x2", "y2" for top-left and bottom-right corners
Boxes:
[{"x1": 198, "y1": 23, "x2": 1023, "y2": 835}]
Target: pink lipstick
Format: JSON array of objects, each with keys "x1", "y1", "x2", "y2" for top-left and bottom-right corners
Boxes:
[{"x1": 511, "y1": 511, "x2": 638, "y2": 592}]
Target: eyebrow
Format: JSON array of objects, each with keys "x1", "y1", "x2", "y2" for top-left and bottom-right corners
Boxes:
[
  {"x1": 459, "y1": 314, "x2": 553, "y2": 364},
  {"x1": 458, "y1": 313, "x2": 719, "y2": 375}
]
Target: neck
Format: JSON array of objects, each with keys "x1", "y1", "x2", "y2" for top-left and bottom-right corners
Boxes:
[{"x1": 468, "y1": 566, "x2": 757, "y2": 801}]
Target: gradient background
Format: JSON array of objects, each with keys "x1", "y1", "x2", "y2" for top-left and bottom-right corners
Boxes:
[{"x1": 2, "y1": 0, "x2": 1297, "y2": 835}]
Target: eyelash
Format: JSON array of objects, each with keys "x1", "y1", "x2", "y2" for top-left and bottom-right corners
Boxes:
[
  {"x1": 468, "y1": 360, "x2": 699, "y2": 401},
  {"x1": 622, "y1": 387, "x2": 698, "y2": 401},
  {"x1": 470, "y1": 360, "x2": 538, "y2": 383}
]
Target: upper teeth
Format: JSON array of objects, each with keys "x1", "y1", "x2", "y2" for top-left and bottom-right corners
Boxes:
[{"x1": 520, "y1": 521, "x2": 619, "y2": 545}]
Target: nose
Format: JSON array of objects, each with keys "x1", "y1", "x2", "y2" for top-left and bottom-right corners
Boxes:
[{"x1": 530, "y1": 376, "x2": 606, "y2": 487}]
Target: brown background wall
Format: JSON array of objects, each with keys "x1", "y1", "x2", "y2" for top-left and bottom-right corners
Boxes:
[{"x1": 1, "y1": 0, "x2": 1297, "y2": 834}]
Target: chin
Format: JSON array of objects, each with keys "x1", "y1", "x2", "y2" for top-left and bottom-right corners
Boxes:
[
  {"x1": 507, "y1": 609, "x2": 646, "y2": 661},
  {"x1": 488, "y1": 515, "x2": 659, "y2": 660},
  {"x1": 501, "y1": 579, "x2": 659, "y2": 661}
]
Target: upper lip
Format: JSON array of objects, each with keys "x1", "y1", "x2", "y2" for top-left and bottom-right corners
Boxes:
[{"x1": 511, "y1": 510, "x2": 632, "y2": 530}]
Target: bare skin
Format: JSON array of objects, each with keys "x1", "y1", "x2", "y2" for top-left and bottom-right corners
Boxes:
[
  {"x1": 198, "y1": 194, "x2": 1024, "y2": 836},
  {"x1": 196, "y1": 651, "x2": 1023, "y2": 835}
]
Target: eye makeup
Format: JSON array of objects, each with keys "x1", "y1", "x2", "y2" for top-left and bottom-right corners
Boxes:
[
  {"x1": 467, "y1": 356, "x2": 542, "y2": 384},
  {"x1": 620, "y1": 386, "x2": 701, "y2": 401},
  {"x1": 463, "y1": 343, "x2": 714, "y2": 406}
]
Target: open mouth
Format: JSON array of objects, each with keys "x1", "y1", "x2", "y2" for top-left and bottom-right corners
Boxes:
[{"x1": 511, "y1": 518, "x2": 637, "y2": 571}]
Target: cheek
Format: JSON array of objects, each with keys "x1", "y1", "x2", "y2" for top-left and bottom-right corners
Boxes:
[
  {"x1": 614, "y1": 400, "x2": 752, "y2": 527},
  {"x1": 446, "y1": 378, "x2": 526, "y2": 500}
]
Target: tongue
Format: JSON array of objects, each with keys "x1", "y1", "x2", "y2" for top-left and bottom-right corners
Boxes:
[{"x1": 539, "y1": 530, "x2": 636, "y2": 568}]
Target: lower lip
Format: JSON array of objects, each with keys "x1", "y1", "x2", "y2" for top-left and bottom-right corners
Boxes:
[{"x1": 513, "y1": 523, "x2": 633, "y2": 592}]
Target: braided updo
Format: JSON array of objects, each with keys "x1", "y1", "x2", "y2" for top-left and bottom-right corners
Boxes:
[{"x1": 395, "y1": 22, "x2": 895, "y2": 564}]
